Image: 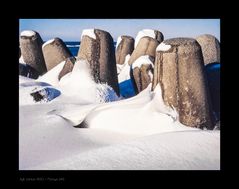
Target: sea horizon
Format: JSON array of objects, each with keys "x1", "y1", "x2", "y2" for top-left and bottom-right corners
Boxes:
[{"x1": 48, "y1": 41, "x2": 117, "y2": 56}]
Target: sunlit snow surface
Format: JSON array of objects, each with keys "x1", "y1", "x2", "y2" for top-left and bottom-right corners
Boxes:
[
  {"x1": 81, "y1": 29, "x2": 96, "y2": 40},
  {"x1": 19, "y1": 59, "x2": 220, "y2": 170},
  {"x1": 20, "y1": 30, "x2": 36, "y2": 37},
  {"x1": 156, "y1": 42, "x2": 172, "y2": 51}
]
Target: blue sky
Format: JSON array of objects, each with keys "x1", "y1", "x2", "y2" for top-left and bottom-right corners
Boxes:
[{"x1": 19, "y1": 19, "x2": 220, "y2": 42}]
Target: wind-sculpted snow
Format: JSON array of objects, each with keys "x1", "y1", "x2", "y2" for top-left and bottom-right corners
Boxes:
[
  {"x1": 19, "y1": 38, "x2": 220, "y2": 170},
  {"x1": 22, "y1": 129, "x2": 220, "y2": 170}
]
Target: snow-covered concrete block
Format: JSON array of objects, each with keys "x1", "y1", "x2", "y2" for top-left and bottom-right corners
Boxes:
[
  {"x1": 128, "y1": 36, "x2": 159, "y2": 66},
  {"x1": 115, "y1": 35, "x2": 134, "y2": 65},
  {"x1": 20, "y1": 30, "x2": 47, "y2": 75},
  {"x1": 152, "y1": 38, "x2": 215, "y2": 129},
  {"x1": 77, "y1": 29, "x2": 120, "y2": 96},
  {"x1": 42, "y1": 38, "x2": 73, "y2": 71}
]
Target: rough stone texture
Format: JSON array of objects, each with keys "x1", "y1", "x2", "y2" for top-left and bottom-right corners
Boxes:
[
  {"x1": 115, "y1": 35, "x2": 134, "y2": 65},
  {"x1": 205, "y1": 62, "x2": 220, "y2": 121},
  {"x1": 154, "y1": 30, "x2": 164, "y2": 43},
  {"x1": 128, "y1": 37, "x2": 159, "y2": 65},
  {"x1": 133, "y1": 63, "x2": 154, "y2": 93},
  {"x1": 20, "y1": 31, "x2": 47, "y2": 75},
  {"x1": 58, "y1": 57, "x2": 76, "y2": 80},
  {"x1": 196, "y1": 34, "x2": 220, "y2": 65},
  {"x1": 43, "y1": 38, "x2": 72, "y2": 71},
  {"x1": 77, "y1": 29, "x2": 120, "y2": 96},
  {"x1": 19, "y1": 63, "x2": 39, "y2": 79},
  {"x1": 152, "y1": 37, "x2": 214, "y2": 129}
]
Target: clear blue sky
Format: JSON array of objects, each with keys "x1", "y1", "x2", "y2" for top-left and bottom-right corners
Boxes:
[{"x1": 19, "y1": 19, "x2": 220, "y2": 42}]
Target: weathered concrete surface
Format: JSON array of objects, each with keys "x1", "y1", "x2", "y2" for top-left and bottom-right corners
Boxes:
[
  {"x1": 133, "y1": 64, "x2": 153, "y2": 92},
  {"x1": 20, "y1": 30, "x2": 47, "y2": 75},
  {"x1": 196, "y1": 34, "x2": 220, "y2": 65},
  {"x1": 19, "y1": 63, "x2": 39, "y2": 79},
  {"x1": 152, "y1": 38, "x2": 214, "y2": 129},
  {"x1": 58, "y1": 57, "x2": 76, "y2": 80},
  {"x1": 154, "y1": 30, "x2": 164, "y2": 43},
  {"x1": 116, "y1": 35, "x2": 134, "y2": 65},
  {"x1": 77, "y1": 29, "x2": 119, "y2": 95},
  {"x1": 128, "y1": 37, "x2": 159, "y2": 65},
  {"x1": 43, "y1": 38, "x2": 72, "y2": 71}
]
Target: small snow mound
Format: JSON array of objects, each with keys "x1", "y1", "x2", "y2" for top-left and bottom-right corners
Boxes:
[
  {"x1": 42, "y1": 39, "x2": 55, "y2": 48},
  {"x1": 132, "y1": 55, "x2": 154, "y2": 69},
  {"x1": 58, "y1": 59, "x2": 119, "y2": 104},
  {"x1": 20, "y1": 30, "x2": 36, "y2": 37},
  {"x1": 81, "y1": 29, "x2": 96, "y2": 40},
  {"x1": 135, "y1": 29, "x2": 155, "y2": 48},
  {"x1": 116, "y1": 36, "x2": 122, "y2": 49},
  {"x1": 156, "y1": 42, "x2": 171, "y2": 52},
  {"x1": 37, "y1": 60, "x2": 66, "y2": 87}
]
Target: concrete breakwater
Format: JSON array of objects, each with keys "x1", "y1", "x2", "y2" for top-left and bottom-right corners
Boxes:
[{"x1": 19, "y1": 29, "x2": 220, "y2": 129}]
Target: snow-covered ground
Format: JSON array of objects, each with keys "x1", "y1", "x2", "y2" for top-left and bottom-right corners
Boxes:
[{"x1": 19, "y1": 58, "x2": 220, "y2": 170}]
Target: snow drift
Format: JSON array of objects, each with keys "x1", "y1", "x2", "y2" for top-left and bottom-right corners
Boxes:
[{"x1": 19, "y1": 54, "x2": 220, "y2": 170}]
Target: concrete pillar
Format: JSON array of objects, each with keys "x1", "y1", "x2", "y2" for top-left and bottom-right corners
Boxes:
[
  {"x1": 128, "y1": 37, "x2": 159, "y2": 66},
  {"x1": 115, "y1": 35, "x2": 134, "y2": 65},
  {"x1": 42, "y1": 38, "x2": 72, "y2": 71},
  {"x1": 20, "y1": 30, "x2": 47, "y2": 75},
  {"x1": 196, "y1": 34, "x2": 220, "y2": 65},
  {"x1": 77, "y1": 29, "x2": 120, "y2": 96},
  {"x1": 152, "y1": 38, "x2": 214, "y2": 129},
  {"x1": 58, "y1": 57, "x2": 76, "y2": 80}
]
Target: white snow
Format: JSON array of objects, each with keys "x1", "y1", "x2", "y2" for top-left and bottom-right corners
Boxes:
[
  {"x1": 19, "y1": 75, "x2": 35, "y2": 84},
  {"x1": 19, "y1": 85, "x2": 49, "y2": 105},
  {"x1": 81, "y1": 29, "x2": 96, "y2": 40},
  {"x1": 117, "y1": 54, "x2": 131, "y2": 82},
  {"x1": 156, "y1": 42, "x2": 172, "y2": 51},
  {"x1": 19, "y1": 55, "x2": 25, "y2": 64},
  {"x1": 134, "y1": 29, "x2": 155, "y2": 49},
  {"x1": 53, "y1": 84, "x2": 190, "y2": 134},
  {"x1": 116, "y1": 36, "x2": 122, "y2": 50},
  {"x1": 28, "y1": 130, "x2": 220, "y2": 170},
  {"x1": 19, "y1": 56, "x2": 220, "y2": 170},
  {"x1": 25, "y1": 59, "x2": 119, "y2": 105},
  {"x1": 58, "y1": 59, "x2": 119, "y2": 104},
  {"x1": 42, "y1": 38, "x2": 55, "y2": 48},
  {"x1": 20, "y1": 30, "x2": 36, "y2": 37},
  {"x1": 37, "y1": 60, "x2": 66, "y2": 87},
  {"x1": 132, "y1": 55, "x2": 154, "y2": 69}
]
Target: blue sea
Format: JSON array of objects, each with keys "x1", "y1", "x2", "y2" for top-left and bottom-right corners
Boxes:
[
  {"x1": 65, "y1": 41, "x2": 80, "y2": 56},
  {"x1": 65, "y1": 41, "x2": 117, "y2": 56}
]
